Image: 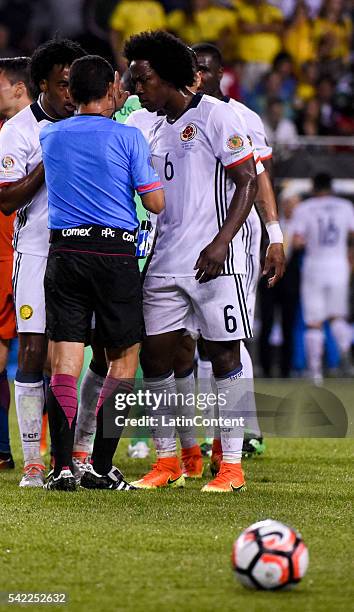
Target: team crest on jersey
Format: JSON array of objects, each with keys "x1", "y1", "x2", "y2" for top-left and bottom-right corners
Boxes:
[
  {"x1": 227, "y1": 135, "x2": 244, "y2": 152},
  {"x1": 20, "y1": 305, "x2": 33, "y2": 320},
  {"x1": 2, "y1": 155, "x2": 15, "y2": 169},
  {"x1": 180, "y1": 123, "x2": 197, "y2": 142}
]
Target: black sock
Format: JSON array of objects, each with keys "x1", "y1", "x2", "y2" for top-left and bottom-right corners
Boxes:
[{"x1": 47, "y1": 374, "x2": 78, "y2": 476}]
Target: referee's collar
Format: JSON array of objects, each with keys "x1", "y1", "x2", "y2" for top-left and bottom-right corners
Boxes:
[{"x1": 30, "y1": 99, "x2": 59, "y2": 124}]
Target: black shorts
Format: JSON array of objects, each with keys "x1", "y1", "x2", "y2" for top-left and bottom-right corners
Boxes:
[{"x1": 45, "y1": 237, "x2": 143, "y2": 348}]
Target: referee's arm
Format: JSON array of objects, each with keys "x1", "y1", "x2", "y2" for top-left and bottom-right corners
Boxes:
[{"x1": 140, "y1": 188, "x2": 164, "y2": 214}]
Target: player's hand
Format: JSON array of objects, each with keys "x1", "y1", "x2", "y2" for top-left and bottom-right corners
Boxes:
[
  {"x1": 194, "y1": 239, "x2": 228, "y2": 283},
  {"x1": 113, "y1": 71, "x2": 129, "y2": 112},
  {"x1": 262, "y1": 243, "x2": 286, "y2": 288}
]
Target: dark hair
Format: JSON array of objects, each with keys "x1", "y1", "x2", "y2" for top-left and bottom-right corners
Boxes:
[
  {"x1": 124, "y1": 30, "x2": 194, "y2": 89},
  {"x1": 313, "y1": 172, "x2": 332, "y2": 192},
  {"x1": 0, "y1": 56, "x2": 36, "y2": 98},
  {"x1": 30, "y1": 38, "x2": 86, "y2": 88},
  {"x1": 69, "y1": 55, "x2": 114, "y2": 104},
  {"x1": 192, "y1": 43, "x2": 223, "y2": 67}
]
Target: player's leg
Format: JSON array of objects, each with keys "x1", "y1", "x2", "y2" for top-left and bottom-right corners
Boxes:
[
  {"x1": 0, "y1": 339, "x2": 14, "y2": 469},
  {"x1": 189, "y1": 274, "x2": 251, "y2": 492},
  {"x1": 13, "y1": 253, "x2": 48, "y2": 487},
  {"x1": 82, "y1": 343, "x2": 140, "y2": 490},
  {"x1": 327, "y1": 276, "x2": 352, "y2": 374},
  {"x1": 0, "y1": 257, "x2": 17, "y2": 469},
  {"x1": 302, "y1": 274, "x2": 325, "y2": 382},
  {"x1": 132, "y1": 275, "x2": 191, "y2": 489},
  {"x1": 73, "y1": 340, "x2": 107, "y2": 465},
  {"x1": 258, "y1": 275, "x2": 276, "y2": 377},
  {"x1": 196, "y1": 337, "x2": 214, "y2": 456},
  {"x1": 173, "y1": 333, "x2": 203, "y2": 478}
]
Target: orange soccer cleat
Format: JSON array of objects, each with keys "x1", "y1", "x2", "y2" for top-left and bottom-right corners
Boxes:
[
  {"x1": 201, "y1": 461, "x2": 246, "y2": 493},
  {"x1": 131, "y1": 457, "x2": 185, "y2": 489},
  {"x1": 181, "y1": 444, "x2": 204, "y2": 478}
]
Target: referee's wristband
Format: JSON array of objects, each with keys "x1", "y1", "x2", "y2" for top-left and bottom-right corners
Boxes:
[{"x1": 266, "y1": 221, "x2": 283, "y2": 244}]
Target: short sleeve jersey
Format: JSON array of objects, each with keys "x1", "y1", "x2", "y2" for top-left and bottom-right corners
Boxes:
[
  {"x1": 0, "y1": 101, "x2": 55, "y2": 257},
  {"x1": 40, "y1": 114, "x2": 162, "y2": 231},
  {"x1": 227, "y1": 97, "x2": 272, "y2": 258},
  {"x1": 292, "y1": 195, "x2": 354, "y2": 275},
  {"x1": 147, "y1": 93, "x2": 258, "y2": 277}
]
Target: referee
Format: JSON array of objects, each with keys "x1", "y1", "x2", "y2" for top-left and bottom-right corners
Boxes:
[{"x1": 40, "y1": 55, "x2": 164, "y2": 491}]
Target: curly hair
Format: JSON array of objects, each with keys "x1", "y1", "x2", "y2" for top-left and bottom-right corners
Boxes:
[
  {"x1": 30, "y1": 38, "x2": 86, "y2": 88},
  {"x1": 124, "y1": 30, "x2": 194, "y2": 89}
]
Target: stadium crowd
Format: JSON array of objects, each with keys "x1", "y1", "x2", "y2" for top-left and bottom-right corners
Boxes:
[{"x1": 0, "y1": 1, "x2": 353, "y2": 491}]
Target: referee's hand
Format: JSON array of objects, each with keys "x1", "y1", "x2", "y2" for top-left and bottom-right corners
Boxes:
[{"x1": 113, "y1": 71, "x2": 129, "y2": 111}]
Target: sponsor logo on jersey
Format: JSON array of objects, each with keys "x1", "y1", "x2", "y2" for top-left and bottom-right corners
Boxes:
[
  {"x1": 122, "y1": 231, "x2": 135, "y2": 242},
  {"x1": 227, "y1": 135, "x2": 244, "y2": 152},
  {"x1": 180, "y1": 123, "x2": 197, "y2": 142},
  {"x1": 2, "y1": 155, "x2": 15, "y2": 169},
  {"x1": 62, "y1": 227, "x2": 92, "y2": 237},
  {"x1": 20, "y1": 305, "x2": 33, "y2": 320}
]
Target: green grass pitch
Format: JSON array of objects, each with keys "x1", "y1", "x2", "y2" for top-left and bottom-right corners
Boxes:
[{"x1": 0, "y1": 387, "x2": 353, "y2": 612}]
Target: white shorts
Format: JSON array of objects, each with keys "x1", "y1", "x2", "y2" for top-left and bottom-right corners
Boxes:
[
  {"x1": 143, "y1": 274, "x2": 252, "y2": 341},
  {"x1": 12, "y1": 251, "x2": 47, "y2": 334},
  {"x1": 301, "y1": 272, "x2": 349, "y2": 324},
  {"x1": 245, "y1": 253, "x2": 260, "y2": 330}
]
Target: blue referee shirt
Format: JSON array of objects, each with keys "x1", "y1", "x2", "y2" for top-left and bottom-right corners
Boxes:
[{"x1": 40, "y1": 114, "x2": 162, "y2": 231}]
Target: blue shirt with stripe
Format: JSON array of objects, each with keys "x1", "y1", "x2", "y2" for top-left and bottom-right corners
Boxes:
[{"x1": 40, "y1": 114, "x2": 161, "y2": 231}]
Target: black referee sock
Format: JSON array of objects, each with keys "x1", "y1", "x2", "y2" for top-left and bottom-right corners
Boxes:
[
  {"x1": 47, "y1": 374, "x2": 78, "y2": 477},
  {"x1": 91, "y1": 377, "x2": 134, "y2": 475}
]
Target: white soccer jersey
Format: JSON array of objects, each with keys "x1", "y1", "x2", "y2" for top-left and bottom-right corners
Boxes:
[
  {"x1": 292, "y1": 195, "x2": 354, "y2": 277},
  {"x1": 228, "y1": 97, "x2": 272, "y2": 258},
  {"x1": 0, "y1": 100, "x2": 55, "y2": 257},
  {"x1": 146, "y1": 93, "x2": 261, "y2": 277},
  {"x1": 125, "y1": 108, "x2": 160, "y2": 140}
]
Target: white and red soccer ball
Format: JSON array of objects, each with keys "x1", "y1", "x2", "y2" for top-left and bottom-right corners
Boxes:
[{"x1": 232, "y1": 519, "x2": 309, "y2": 590}]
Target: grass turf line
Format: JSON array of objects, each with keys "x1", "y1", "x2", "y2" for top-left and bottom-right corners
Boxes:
[{"x1": 0, "y1": 391, "x2": 353, "y2": 612}]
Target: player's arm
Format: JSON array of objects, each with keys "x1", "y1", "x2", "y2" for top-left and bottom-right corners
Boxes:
[
  {"x1": 0, "y1": 162, "x2": 45, "y2": 216},
  {"x1": 130, "y1": 128, "x2": 164, "y2": 214},
  {"x1": 254, "y1": 169, "x2": 285, "y2": 287},
  {"x1": 195, "y1": 103, "x2": 257, "y2": 282}
]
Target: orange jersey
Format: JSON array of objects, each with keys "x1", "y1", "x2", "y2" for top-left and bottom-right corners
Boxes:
[{"x1": 0, "y1": 211, "x2": 15, "y2": 261}]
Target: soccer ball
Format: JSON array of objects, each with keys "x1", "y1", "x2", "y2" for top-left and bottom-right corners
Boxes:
[{"x1": 232, "y1": 519, "x2": 309, "y2": 590}]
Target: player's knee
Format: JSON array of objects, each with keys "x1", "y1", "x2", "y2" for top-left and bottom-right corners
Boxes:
[
  {"x1": 140, "y1": 348, "x2": 170, "y2": 378},
  {"x1": 19, "y1": 340, "x2": 46, "y2": 373}
]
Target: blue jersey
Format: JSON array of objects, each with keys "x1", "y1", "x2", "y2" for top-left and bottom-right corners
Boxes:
[{"x1": 40, "y1": 114, "x2": 162, "y2": 231}]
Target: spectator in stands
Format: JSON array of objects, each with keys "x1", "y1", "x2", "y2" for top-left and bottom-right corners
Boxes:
[
  {"x1": 272, "y1": 51, "x2": 297, "y2": 103},
  {"x1": 295, "y1": 96, "x2": 324, "y2": 134},
  {"x1": 167, "y1": 0, "x2": 236, "y2": 52},
  {"x1": 295, "y1": 59, "x2": 318, "y2": 103},
  {"x1": 313, "y1": 0, "x2": 352, "y2": 64},
  {"x1": 283, "y1": 1, "x2": 315, "y2": 70},
  {"x1": 109, "y1": 0, "x2": 167, "y2": 70},
  {"x1": 270, "y1": 0, "x2": 322, "y2": 19},
  {"x1": 262, "y1": 96, "x2": 298, "y2": 143},
  {"x1": 317, "y1": 75, "x2": 336, "y2": 132},
  {"x1": 237, "y1": 0, "x2": 284, "y2": 90},
  {"x1": 247, "y1": 69, "x2": 283, "y2": 115}
]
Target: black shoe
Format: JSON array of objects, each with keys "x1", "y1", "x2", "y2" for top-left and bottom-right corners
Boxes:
[
  {"x1": 80, "y1": 464, "x2": 137, "y2": 490},
  {"x1": 45, "y1": 468, "x2": 76, "y2": 491},
  {"x1": 0, "y1": 453, "x2": 15, "y2": 470},
  {"x1": 242, "y1": 436, "x2": 266, "y2": 458}
]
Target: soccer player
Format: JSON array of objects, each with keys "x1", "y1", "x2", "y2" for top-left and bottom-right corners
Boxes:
[
  {"x1": 292, "y1": 172, "x2": 354, "y2": 382},
  {"x1": 192, "y1": 42, "x2": 284, "y2": 461},
  {"x1": 40, "y1": 55, "x2": 164, "y2": 491},
  {"x1": 0, "y1": 39, "x2": 86, "y2": 487},
  {"x1": 125, "y1": 31, "x2": 263, "y2": 493},
  {"x1": 0, "y1": 57, "x2": 33, "y2": 470}
]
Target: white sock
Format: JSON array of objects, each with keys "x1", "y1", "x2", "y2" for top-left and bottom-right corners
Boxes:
[
  {"x1": 214, "y1": 366, "x2": 245, "y2": 463},
  {"x1": 175, "y1": 370, "x2": 197, "y2": 449},
  {"x1": 14, "y1": 380, "x2": 44, "y2": 466},
  {"x1": 144, "y1": 372, "x2": 177, "y2": 458},
  {"x1": 73, "y1": 367, "x2": 104, "y2": 455},
  {"x1": 305, "y1": 328, "x2": 324, "y2": 378},
  {"x1": 240, "y1": 341, "x2": 261, "y2": 438},
  {"x1": 330, "y1": 318, "x2": 351, "y2": 356},
  {"x1": 197, "y1": 358, "x2": 214, "y2": 438}
]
